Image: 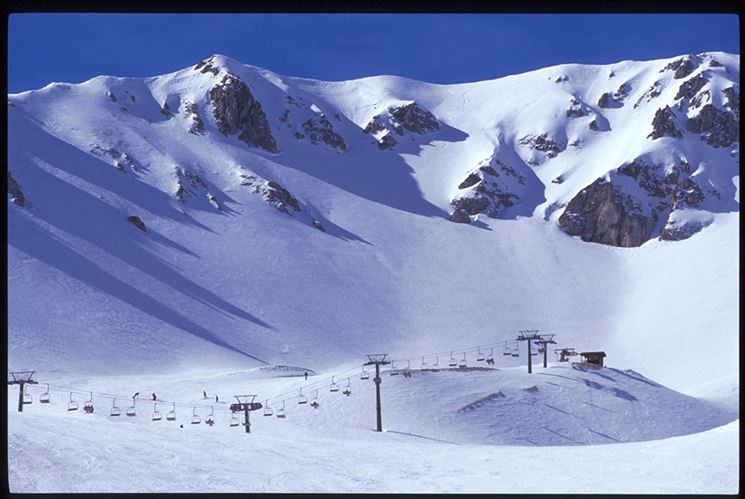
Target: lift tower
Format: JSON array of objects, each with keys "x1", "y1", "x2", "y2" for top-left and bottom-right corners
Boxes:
[{"x1": 364, "y1": 354, "x2": 391, "y2": 432}]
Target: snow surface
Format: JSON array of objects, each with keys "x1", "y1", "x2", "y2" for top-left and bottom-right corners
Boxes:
[{"x1": 7, "y1": 51, "x2": 740, "y2": 493}]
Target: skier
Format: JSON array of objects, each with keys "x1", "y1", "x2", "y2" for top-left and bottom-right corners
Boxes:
[
  {"x1": 152, "y1": 393, "x2": 157, "y2": 401},
  {"x1": 304, "y1": 371, "x2": 308, "y2": 380},
  {"x1": 203, "y1": 390, "x2": 207, "y2": 399},
  {"x1": 215, "y1": 394, "x2": 219, "y2": 403}
]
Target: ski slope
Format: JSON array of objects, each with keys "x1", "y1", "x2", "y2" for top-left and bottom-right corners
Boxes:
[{"x1": 6, "y1": 51, "x2": 740, "y2": 493}]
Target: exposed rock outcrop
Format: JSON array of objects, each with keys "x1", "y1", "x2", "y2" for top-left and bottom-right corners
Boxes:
[
  {"x1": 685, "y1": 104, "x2": 739, "y2": 148},
  {"x1": 450, "y1": 157, "x2": 528, "y2": 222},
  {"x1": 633, "y1": 82, "x2": 662, "y2": 109},
  {"x1": 661, "y1": 56, "x2": 696, "y2": 79},
  {"x1": 559, "y1": 159, "x2": 710, "y2": 247},
  {"x1": 209, "y1": 74, "x2": 278, "y2": 153},
  {"x1": 298, "y1": 115, "x2": 347, "y2": 151},
  {"x1": 388, "y1": 102, "x2": 440, "y2": 134},
  {"x1": 660, "y1": 216, "x2": 711, "y2": 241},
  {"x1": 127, "y1": 215, "x2": 146, "y2": 231},
  {"x1": 566, "y1": 98, "x2": 590, "y2": 118},
  {"x1": 90, "y1": 146, "x2": 138, "y2": 172},
  {"x1": 239, "y1": 174, "x2": 301, "y2": 214},
  {"x1": 174, "y1": 167, "x2": 209, "y2": 204},
  {"x1": 184, "y1": 102, "x2": 204, "y2": 134},
  {"x1": 674, "y1": 73, "x2": 708, "y2": 101},
  {"x1": 8, "y1": 172, "x2": 25, "y2": 207},
  {"x1": 648, "y1": 106, "x2": 682, "y2": 139}
]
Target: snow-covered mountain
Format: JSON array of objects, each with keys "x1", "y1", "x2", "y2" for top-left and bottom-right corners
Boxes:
[{"x1": 7, "y1": 52, "x2": 739, "y2": 392}]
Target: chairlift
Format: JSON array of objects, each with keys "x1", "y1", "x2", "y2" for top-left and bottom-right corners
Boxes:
[
  {"x1": 40, "y1": 384, "x2": 51, "y2": 404},
  {"x1": 298, "y1": 388, "x2": 308, "y2": 405},
  {"x1": 126, "y1": 396, "x2": 136, "y2": 417},
  {"x1": 22, "y1": 384, "x2": 33, "y2": 405},
  {"x1": 421, "y1": 355, "x2": 429, "y2": 370},
  {"x1": 166, "y1": 402, "x2": 176, "y2": 421},
  {"x1": 83, "y1": 392, "x2": 94, "y2": 414},
  {"x1": 263, "y1": 400, "x2": 273, "y2": 417},
  {"x1": 361, "y1": 365, "x2": 370, "y2": 380},
  {"x1": 191, "y1": 407, "x2": 201, "y2": 425},
  {"x1": 206, "y1": 406, "x2": 215, "y2": 425},
  {"x1": 276, "y1": 401, "x2": 286, "y2": 419},
  {"x1": 110, "y1": 398, "x2": 121, "y2": 417},
  {"x1": 342, "y1": 378, "x2": 352, "y2": 396},
  {"x1": 152, "y1": 402, "x2": 162, "y2": 421},
  {"x1": 511, "y1": 344, "x2": 520, "y2": 358},
  {"x1": 390, "y1": 360, "x2": 400, "y2": 376},
  {"x1": 448, "y1": 351, "x2": 458, "y2": 368},
  {"x1": 330, "y1": 376, "x2": 340, "y2": 393},
  {"x1": 403, "y1": 360, "x2": 411, "y2": 377},
  {"x1": 476, "y1": 348, "x2": 485, "y2": 362},
  {"x1": 310, "y1": 389, "x2": 319, "y2": 408},
  {"x1": 431, "y1": 355, "x2": 440, "y2": 372},
  {"x1": 458, "y1": 352, "x2": 467, "y2": 368},
  {"x1": 67, "y1": 392, "x2": 79, "y2": 412},
  {"x1": 229, "y1": 411, "x2": 240, "y2": 427},
  {"x1": 486, "y1": 347, "x2": 495, "y2": 363},
  {"x1": 503, "y1": 342, "x2": 512, "y2": 356}
]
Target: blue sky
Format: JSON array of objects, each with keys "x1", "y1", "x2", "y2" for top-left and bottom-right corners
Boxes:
[{"x1": 8, "y1": 13, "x2": 740, "y2": 93}]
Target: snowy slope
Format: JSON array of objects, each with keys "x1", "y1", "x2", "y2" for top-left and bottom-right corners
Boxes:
[
  {"x1": 7, "y1": 362, "x2": 739, "y2": 493},
  {"x1": 7, "y1": 52, "x2": 739, "y2": 393}
]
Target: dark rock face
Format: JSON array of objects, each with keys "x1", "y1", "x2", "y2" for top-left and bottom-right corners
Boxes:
[
  {"x1": 377, "y1": 134, "x2": 397, "y2": 150},
  {"x1": 8, "y1": 172, "x2": 25, "y2": 206},
  {"x1": 558, "y1": 179, "x2": 659, "y2": 247},
  {"x1": 312, "y1": 219, "x2": 325, "y2": 231},
  {"x1": 90, "y1": 146, "x2": 137, "y2": 172},
  {"x1": 194, "y1": 58, "x2": 220, "y2": 75},
  {"x1": 174, "y1": 167, "x2": 209, "y2": 203},
  {"x1": 648, "y1": 106, "x2": 683, "y2": 139},
  {"x1": 634, "y1": 82, "x2": 662, "y2": 108},
  {"x1": 107, "y1": 91, "x2": 117, "y2": 103},
  {"x1": 264, "y1": 181, "x2": 301, "y2": 213},
  {"x1": 675, "y1": 73, "x2": 708, "y2": 101},
  {"x1": 450, "y1": 159, "x2": 528, "y2": 222},
  {"x1": 389, "y1": 102, "x2": 439, "y2": 134},
  {"x1": 363, "y1": 116, "x2": 387, "y2": 134},
  {"x1": 458, "y1": 173, "x2": 481, "y2": 189},
  {"x1": 559, "y1": 159, "x2": 710, "y2": 247},
  {"x1": 723, "y1": 86, "x2": 739, "y2": 120},
  {"x1": 184, "y1": 102, "x2": 204, "y2": 134},
  {"x1": 518, "y1": 133, "x2": 564, "y2": 158},
  {"x1": 597, "y1": 92, "x2": 613, "y2": 108},
  {"x1": 449, "y1": 208, "x2": 472, "y2": 223},
  {"x1": 660, "y1": 217, "x2": 711, "y2": 241},
  {"x1": 566, "y1": 98, "x2": 589, "y2": 118},
  {"x1": 685, "y1": 104, "x2": 739, "y2": 148},
  {"x1": 300, "y1": 115, "x2": 346, "y2": 151},
  {"x1": 662, "y1": 57, "x2": 696, "y2": 79},
  {"x1": 209, "y1": 74, "x2": 278, "y2": 153},
  {"x1": 127, "y1": 216, "x2": 146, "y2": 231},
  {"x1": 161, "y1": 101, "x2": 172, "y2": 116}
]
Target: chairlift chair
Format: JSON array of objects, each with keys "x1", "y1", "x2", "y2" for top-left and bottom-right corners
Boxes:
[
  {"x1": 476, "y1": 348, "x2": 485, "y2": 362},
  {"x1": 298, "y1": 388, "x2": 308, "y2": 405},
  {"x1": 511, "y1": 344, "x2": 520, "y2": 357},
  {"x1": 67, "y1": 392, "x2": 79, "y2": 412},
  {"x1": 166, "y1": 402, "x2": 177, "y2": 421},
  {"x1": 431, "y1": 355, "x2": 440, "y2": 371},
  {"x1": 110, "y1": 398, "x2": 121, "y2": 417},
  {"x1": 310, "y1": 390, "x2": 319, "y2": 408},
  {"x1": 421, "y1": 355, "x2": 429, "y2": 370},
  {"x1": 152, "y1": 402, "x2": 162, "y2": 421},
  {"x1": 126, "y1": 396, "x2": 136, "y2": 417},
  {"x1": 330, "y1": 376, "x2": 340, "y2": 393},
  {"x1": 448, "y1": 352, "x2": 458, "y2": 368},
  {"x1": 342, "y1": 378, "x2": 352, "y2": 396},
  {"x1": 276, "y1": 401, "x2": 286, "y2": 419},
  {"x1": 403, "y1": 360, "x2": 411, "y2": 377},
  {"x1": 361, "y1": 365, "x2": 370, "y2": 380},
  {"x1": 191, "y1": 407, "x2": 201, "y2": 425},
  {"x1": 229, "y1": 411, "x2": 240, "y2": 427},
  {"x1": 486, "y1": 347, "x2": 495, "y2": 363},
  {"x1": 263, "y1": 400, "x2": 273, "y2": 417},
  {"x1": 22, "y1": 384, "x2": 33, "y2": 405},
  {"x1": 40, "y1": 384, "x2": 51, "y2": 404},
  {"x1": 83, "y1": 392, "x2": 94, "y2": 414},
  {"x1": 390, "y1": 360, "x2": 400, "y2": 376},
  {"x1": 503, "y1": 342, "x2": 512, "y2": 356},
  {"x1": 206, "y1": 406, "x2": 215, "y2": 425},
  {"x1": 458, "y1": 352, "x2": 467, "y2": 368}
]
